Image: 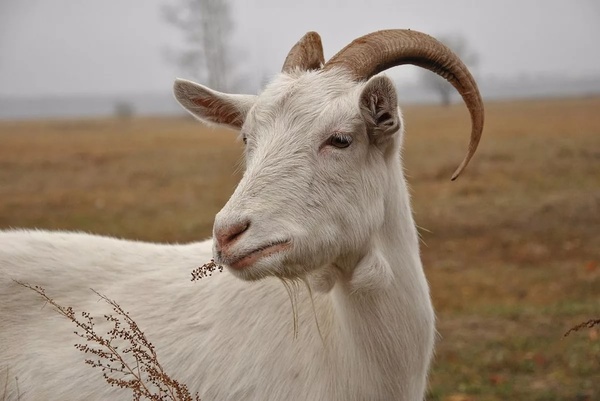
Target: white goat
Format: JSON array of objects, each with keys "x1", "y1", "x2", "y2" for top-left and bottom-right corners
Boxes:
[{"x1": 0, "y1": 30, "x2": 484, "y2": 401}]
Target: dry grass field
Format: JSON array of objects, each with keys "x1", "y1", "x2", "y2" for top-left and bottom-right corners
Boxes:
[{"x1": 1, "y1": 97, "x2": 599, "y2": 400}]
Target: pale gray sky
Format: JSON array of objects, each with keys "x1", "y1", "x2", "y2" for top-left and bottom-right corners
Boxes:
[{"x1": 1, "y1": 0, "x2": 599, "y2": 97}]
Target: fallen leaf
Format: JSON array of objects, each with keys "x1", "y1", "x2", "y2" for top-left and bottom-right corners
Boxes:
[
  {"x1": 489, "y1": 374, "x2": 507, "y2": 385},
  {"x1": 585, "y1": 260, "x2": 598, "y2": 273},
  {"x1": 533, "y1": 353, "x2": 547, "y2": 367}
]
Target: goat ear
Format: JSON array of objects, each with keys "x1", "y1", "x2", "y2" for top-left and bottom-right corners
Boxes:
[
  {"x1": 359, "y1": 75, "x2": 400, "y2": 140},
  {"x1": 173, "y1": 79, "x2": 256, "y2": 130}
]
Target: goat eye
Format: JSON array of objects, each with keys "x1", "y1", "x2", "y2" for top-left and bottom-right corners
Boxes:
[
  {"x1": 327, "y1": 133, "x2": 352, "y2": 149},
  {"x1": 242, "y1": 135, "x2": 247, "y2": 145}
]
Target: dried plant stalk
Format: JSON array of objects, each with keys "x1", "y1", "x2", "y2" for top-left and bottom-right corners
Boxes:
[
  {"x1": 191, "y1": 259, "x2": 223, "y2": 282},
  {"x1": 564, "y1": 318, "x2": 600, "y2": 337},
  {"x1": 17, "y1": 281, "x2": 200, "y2": 401}
]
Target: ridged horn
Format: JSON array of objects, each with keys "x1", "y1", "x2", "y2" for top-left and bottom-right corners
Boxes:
[
  {"x1": 282, "y1": 31, "x2": 325, "y2": 73},
  {"x1": 323, "y1": 29, "x2": 484, "y2": 180}
]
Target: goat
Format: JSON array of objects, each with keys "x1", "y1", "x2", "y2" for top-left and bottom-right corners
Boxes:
[{"x1": 0, "y1": 30, "x2": 484, "y2": 401}]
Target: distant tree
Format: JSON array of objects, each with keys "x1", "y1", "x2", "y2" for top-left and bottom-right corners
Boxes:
[
  {"x1": 114, "y1": 101, "x2": 135, "y2": 120},
  {"x1": 163, "y1": 0, "x2": 239, "y2": 92},
  {"x1": 420, "y1": 34, "x2": 479, "y2": 106}
]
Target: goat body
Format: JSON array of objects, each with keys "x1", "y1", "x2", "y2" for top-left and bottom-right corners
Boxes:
[{"x1": 0, "y1": 187, "x2": 433, "y2": 401}]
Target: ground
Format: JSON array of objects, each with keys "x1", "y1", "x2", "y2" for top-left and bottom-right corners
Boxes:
[{"x1": 1, "y1": 97, "x2": 598, "y2": 400}]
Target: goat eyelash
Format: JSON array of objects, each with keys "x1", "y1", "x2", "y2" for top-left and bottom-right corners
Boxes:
[{"x1": 326, "y1": 132, "x2": 353, "y2": 149}]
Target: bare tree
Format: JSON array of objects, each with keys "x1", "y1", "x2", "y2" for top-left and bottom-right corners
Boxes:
[
  {"x1": 420, "y1": 34, "x2": 479, "y2": 106},
  {"x1": 163, "y1": 0, "x2": 238, "y2": 92},
  {"x1": 113, "y1": 100, "x2": 135, "y2": 120}
]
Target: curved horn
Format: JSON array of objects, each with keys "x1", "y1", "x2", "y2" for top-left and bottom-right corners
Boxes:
[
  {"x1": 282, "y1": 31, "x2": 325, "y2": 73},
  {"x1": 324, "y1": 29, "x2": 484, "y2": 180}
]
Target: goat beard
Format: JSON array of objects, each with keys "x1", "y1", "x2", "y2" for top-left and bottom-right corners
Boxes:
[{"x1": 278, "y1": 277, "x2": 325, "y2": 344}]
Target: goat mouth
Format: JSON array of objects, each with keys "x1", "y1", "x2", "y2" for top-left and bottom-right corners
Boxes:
[{"x1": 228, "y1": 240, "x2": 291, "y2": 270}]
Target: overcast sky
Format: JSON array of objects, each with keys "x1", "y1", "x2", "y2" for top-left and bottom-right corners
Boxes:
[{"x1": 1, "y1": 0, "x2": 599, "y2": 97}]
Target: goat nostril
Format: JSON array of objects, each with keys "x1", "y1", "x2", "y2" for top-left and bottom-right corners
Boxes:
[
  {"x1": 229, "y1": 222, "x2": 249, "y2": 242},
  {"x1": 217, "y1": 221, "x2": 250, "y2": 249}
]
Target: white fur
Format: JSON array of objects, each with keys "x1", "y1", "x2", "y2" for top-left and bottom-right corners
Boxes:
[{"x1": 0, "y1": 69, "x2": 435, "y2": 400}]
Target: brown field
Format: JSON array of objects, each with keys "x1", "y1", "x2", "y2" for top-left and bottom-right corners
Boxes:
[{"x1": 1, "y1": 97, "x2": 599, "y2": 400}]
